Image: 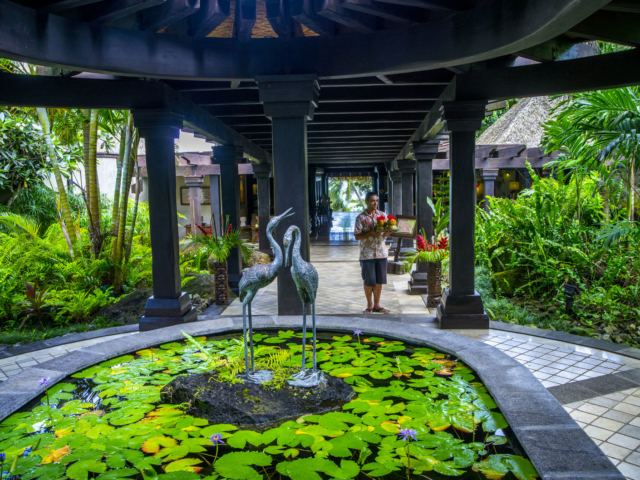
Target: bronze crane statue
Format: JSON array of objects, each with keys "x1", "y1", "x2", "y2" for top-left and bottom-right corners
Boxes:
[
  {"x1": 283, "y1": 225, "x2": 323, "y2": 387},
  {"x1": 238, "y1": 207, "x2": 294, "y2": 383}
]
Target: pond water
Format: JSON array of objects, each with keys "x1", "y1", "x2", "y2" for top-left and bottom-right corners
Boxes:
[{"x1": 0, "y1": 331, "x2": 538, "y2": 480}]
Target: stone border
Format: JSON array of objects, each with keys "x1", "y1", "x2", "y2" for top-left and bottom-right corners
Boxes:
[
  {"x1": 0, "y1": 316, "x2": 624, "y2": 480},
  {"x1": 490, "y1": 320, "x2": 640, "y2": 361},
  {"x1": 0, "y1": 324, "x2": 139, "y2": 359}
]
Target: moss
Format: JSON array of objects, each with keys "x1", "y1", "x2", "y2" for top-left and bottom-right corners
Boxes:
[{"x1": 242, "y1": 388, "x2": 262, "y2": 403}]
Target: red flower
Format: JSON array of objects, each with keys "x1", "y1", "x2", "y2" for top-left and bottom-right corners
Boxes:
[
  {"x1": 227, "y1": 224, "x2": 233, "y2": 235},
  {"x1": 387, "y1": 215, "x2": 396, "y2": 221},
  {"x1": 437, "y1": 237, "x2": 449, "y2": 250},
  {"x1": 375, "y1": 214, "x2": 387, "y2": 223},
  {"x1": 416, "y1": 235, "x2": 427, "y2": 252}
]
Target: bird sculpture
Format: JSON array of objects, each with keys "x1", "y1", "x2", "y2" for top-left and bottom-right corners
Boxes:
[
  {"x1": 238, "y1": 207, "x2": 294, "y2": 384},
  {"x1": 283, "y1": 225, "x2": 323, "y2": 387}
]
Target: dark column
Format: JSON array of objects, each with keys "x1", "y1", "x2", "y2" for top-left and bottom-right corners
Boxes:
[
  {"x1": 372, "y1": 168, "x2": 380, "y2": 194},
  {"x1": 521, "y1": 168, "x2": 533, "y2": 188},
  {"x1": 184, "y1": 174, "x2": 204, "y2": 235},
  {"x1": 308, "y1": 165, "x2": 317, "y2": 231},
  {"x1": 482, "y1": 168, "x2": 499, "y2": 212},
  {"x1": 252, "y1": 162, "x2": 273, "y2": 256},
  {"x1": 409, "y1": 141, "x2": 438, "y2": 295},
  {"x1": 257, "y1": 75, "x2": 319, "y2": 315},
  {"x1": 390, "y1": 170, "x2": 402, "y2": 215},
  {"x1": 398, "y1": 161, "x2": 415, "y2": 248},
  {"x1": 436, "y1": 101, "x2": 489, "y2": 329},
  {"x1": 132, "y1": 110, "x2": 196, "y2": 331},
  {"x1": 209, "y1": 172, "x2": 222, "y2": 236},
  {"x1": 212, "y1": 145, "x2": 243, "y2": 281}
]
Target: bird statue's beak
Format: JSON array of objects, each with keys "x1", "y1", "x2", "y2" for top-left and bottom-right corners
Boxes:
[{"x1": 279, "y1": 207, "x2": 295, "y2": 221}]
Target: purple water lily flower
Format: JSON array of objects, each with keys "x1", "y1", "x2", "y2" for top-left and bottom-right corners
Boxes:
[
  {"x1": 398, "y1": 428, "x2": 418, "y2": 442},
  {"x1": 0, "y1": 453, "x2": 5, "y2": 462},
  {"x1": 209, "y1": 433, "x2": 225, "y2": 446},
  {"x1": 353, "y1": 330, "x2": 362, "y2": 336},
  {"x1": 39, "y1": 377, "x2": 51, "y2": 387}
]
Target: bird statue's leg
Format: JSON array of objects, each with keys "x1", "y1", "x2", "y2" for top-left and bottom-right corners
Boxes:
[
  {"x1": 249, "y1": 302, "x2": 255, "y2": 374},
  {"x1": 301, "y1": 303, "x2": 307, "y2": 373},
  {"x1": 312, "y1": 302, "x2": 317, "y2": 373},
  {"x1": 242, "y1": 303, "x2": 249, "y2": 376}
]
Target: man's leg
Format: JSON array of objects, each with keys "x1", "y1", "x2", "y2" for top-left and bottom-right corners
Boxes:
[
  {"x1": 372, "y1": 284, "x2": 382, "y2": 308},
  {"x1": 364, "y1": 286, "x2": 374, "y2": 310}
]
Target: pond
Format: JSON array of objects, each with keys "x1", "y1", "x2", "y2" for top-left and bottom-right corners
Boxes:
[{"x1": 0, "y1": 331, "x2": 538, "y2": 480}]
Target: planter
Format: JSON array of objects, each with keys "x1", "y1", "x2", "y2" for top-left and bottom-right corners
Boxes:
[
  {"x1": 425, "y1": 261, "x2": 442, "y2": 307},
  {"x1": 208, "y1": 259, "x2": 230, "y2": 305}
]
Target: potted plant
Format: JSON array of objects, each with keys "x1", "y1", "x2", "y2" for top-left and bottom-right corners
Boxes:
[
  {"x1": 403, "y1": 197, "x2": 449, "y2": 306},
  {"x1": 187, "y1": 217, "x2": 251, "y2": 305}
]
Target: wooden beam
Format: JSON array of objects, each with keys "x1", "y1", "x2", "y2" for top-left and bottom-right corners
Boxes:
[
  {"x1": 206, "y1": 101, "x2": 433, "y2": 116},
  {"x1": 0, "y1": 0, "x2": 608, "y2": 79},
  {"x1": 602, "y1": 0, "x2": 640, "y2": 14},
  {"x1": 373, "y1": 0, "x2": 460, "y2": 11},
  {"x1": 342, "y1": 0, "x2": 421, "y2": 24},
  {"x1": 455, "y1": 47, "x2": 640, "y2": 101},
  {"x1": 189, "y1": 85, "x2": 444, "y2": 104},
  {"x1": 141, "y1": 0, "x2": 201, "y2": 31},
  {"x1": 518, "y1": 37, "x2": 597, "y2": 62},
  {"x1": 567, "y1": 10, "x2": 640, "y2": 46},
  {"x1": 188, "y1": 0, "x2": 231, "y2": 36},
  {"x1": 235, "y1": 0, "x2": 257, "y2": 42},
  {"x1": 266, "y1": 0, "x2": 295, "y2": 37},
  {"x1": 289, "y1": 0, "x2": 335, "y2": 35},
  {"x1": 0, "y1": 73, "x2": 270, "y2": 162},
  {"x1": 315, "y1": 0, "x2": 376, "y2": 33},
  {"x1": 81, "y1": 0, "x2": 166, "y2": 23},
  {"x1": 39, "y1": 0, "x2": 105, "y2": 13}
]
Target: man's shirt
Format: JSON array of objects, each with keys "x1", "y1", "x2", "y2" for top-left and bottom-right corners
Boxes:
[{"x1": 354, "y1": 209, "x2": 389, "y2": 261}]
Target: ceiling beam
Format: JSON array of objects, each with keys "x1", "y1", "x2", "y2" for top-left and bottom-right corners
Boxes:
[
  {"x1": 341, "y1": 0, "x2": 421, "y2": 24},
  {"x1": 79, "y1": 0, "x2": 166, "y2": 23},
  {"x1": 205, "y1": 101, "x2": 433, "y2": 116},
  {"x1": 38, "y1": 0, "x2": 105, "y2": 13},
  {"x1": 141, "y1": 0, "x2": 201, "y2": 31},
  {"x1": 188, "y1": 0, "x2": 231, "y2": 36},
  {"x1": 567, "y1": 11, "x2": 640, "y2": 46},
  {"x1": 289, "y1": 0, "x2": 336, "y2": 35},
  {"x1": 235, "y1": 0, "x2": 257, "y2": 42},
  {"x1": 602, "y1": 0, "x2": 640, "y2": 14},
  {"x1": 188, "y1": 85, "x2": 444, "y2": 105},
  {"x1": 266, "y1": 0, "x2": 297, "y2": 37}
]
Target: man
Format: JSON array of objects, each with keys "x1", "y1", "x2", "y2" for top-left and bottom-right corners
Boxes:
[{"x1": 354, "y1": 192, "x2": 391, "y2": 313}]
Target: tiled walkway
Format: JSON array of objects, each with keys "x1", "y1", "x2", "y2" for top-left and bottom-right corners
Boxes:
[{"x1": 2, "y1": 244, "x2": 640, "y2": 478}]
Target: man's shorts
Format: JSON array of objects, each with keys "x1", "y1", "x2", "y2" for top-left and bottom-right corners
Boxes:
[{"x1": 360, "y1": 258, "x2": 388, "y2": 287}]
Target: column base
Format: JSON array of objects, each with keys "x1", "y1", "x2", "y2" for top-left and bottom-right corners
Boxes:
[
  {"x1": 387, "y1": 261, "x2": 404, "y2": 275},
  {"x1": 140, "y1": 293, "x2": 198, "y2": 331},
  {"x1": 436, "y1": 289, "x2": 489, "y2": 329},
  {"x1": 408, "y1": 272, "x2": 427, "y2": 295}
]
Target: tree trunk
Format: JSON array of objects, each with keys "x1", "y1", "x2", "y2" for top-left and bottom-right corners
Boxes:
[
  {"x1": 124, "y1": 161, "x2": 141, "y2": 263},
  {"x1": 110, "y1": 113, "x2": 127, "y2": 251},
  {"x1": 36, "y1": 107, "x2": 78, "y2": 257}
]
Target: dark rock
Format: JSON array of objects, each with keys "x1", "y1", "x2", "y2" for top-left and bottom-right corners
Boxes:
[
  {"x1": 161, "y1": 373, "x2": 355, "y2": 429},
  {"x1": 243, "y1": 250, "x2": 271, "y2": 269},
  {"x1": 182, "y1": 274, "x2": 216, "y2": 298},
  {"x1": 490, "y1": 268, "x2": 527, "y2": 296},
  {"x1": 93, "y1": 288, "x2": 152, "y2": 325}
]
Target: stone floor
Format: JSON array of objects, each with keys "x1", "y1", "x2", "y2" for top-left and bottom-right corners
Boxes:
[{"x1": 2, "y1": 243, "x2": 640, "y2": 478}]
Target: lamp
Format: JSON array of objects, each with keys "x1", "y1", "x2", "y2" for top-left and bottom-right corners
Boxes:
[
  {"x1": 563, "y1": 284, "x2": 580, "y2": 315},
  {"x1": 509, "y1": 181, "x2": 520, "y2": 191}
]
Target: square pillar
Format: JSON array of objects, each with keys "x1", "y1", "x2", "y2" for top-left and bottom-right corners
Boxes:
[
  {"x1": 398, "y1": 161, "x2": 415, "y2": 248},
  {"x1": 212, "y1": 145, "x2": 243, "y2": 281},
  {"x1": 252, "y1": 162, "x2": 273, "y2": 256},
  {"x1": 372, "y1": 168, "x2": 380, "y2": 194},
  {"x1": 257, "y1": 74, "x2": 319, "y2": 315},
  {"x1": 209, "y1": 172, "x2": 222, "y2": 236},
  {"x1": 521, "y1": 168, "x2": 533, "y2": 188},
  {"x1": 132, "y1": 110, "x2": 196, "y2": 331},
  {"x1": 389, "y1": 170, "x2": 402, "y2": 216},
  {"x1": 436, "y1": 101, "x2": 489, "y2": 329},
  {"x1": 184, "y1": 174, "x2": 204, "y2": 235},
  {"x1": 408, "y1": 141, "x2": 438, "y2": 295},
  {"x1": 308, "y1": 165, "x2": 317, "y2": 231},
  {"x1": 482, "y1": 168, "x2": 500, "y2": 212}
]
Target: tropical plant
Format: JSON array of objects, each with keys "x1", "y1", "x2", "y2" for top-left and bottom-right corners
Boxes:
[
  {"x1": 329, "y1": 177, "x2": 371, "y2": 212},
  {"x1": 18, "y1": 280, "x2": 52, "y2": 330},
  {"x1": 186, "y1": 217, "x2": 252, "y2": 264}
]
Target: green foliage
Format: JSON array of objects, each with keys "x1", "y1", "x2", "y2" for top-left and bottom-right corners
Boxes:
[
  {"x1": 329, "y1": 178, "x2": 372, "y2": 212},
  {"x1": 0, "y1": 332, "x2": 537, "y2": 480},
  {"x1": 476, "y1": 167, "x2": 640, "y2": 341},
  {"x1": 185, "y1": 216, "x2": 251, "y2": 264}
]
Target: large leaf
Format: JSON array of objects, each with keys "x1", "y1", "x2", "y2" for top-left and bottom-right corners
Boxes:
[
  {"x1": 163, "y1": 458, "x2": 203, "y2": 473},
  {"x1": 214, "y1": 451, "x2": 272, "y2": 479},
  {"x1": 66, "y1": 460, "x2": 107, "y2": 480},
  {"x1": 473, "y1": 455, "x2": 539, "y2": 480}
]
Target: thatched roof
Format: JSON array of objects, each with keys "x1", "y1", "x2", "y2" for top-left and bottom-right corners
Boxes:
[{"x1": 477, "y1": 97, "x2": 557, "y2": 148}]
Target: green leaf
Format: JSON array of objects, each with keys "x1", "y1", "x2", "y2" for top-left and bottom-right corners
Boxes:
[
  {"x1": 96, "y1": 468, "x2": 139, "y2": 479},
  {"x1": 66, "y1": 460, "x2": 107, "y2": 480},
  {"x1": 153, "y1": 472, "x2": 201, "y2": 480},
  {"x1": 163, "y1": 458, "x2": 203, "y2": 473},
  {"x1": 486, "y1": 435, "x2": 507, "y2": 445},
  {"x1": 214, "y1": 451, "x2": 272, "y2": 479},
  {"x1": 227, "y1": 430, "x2": 263, "y2": 449},
  {"x1": 201, "y1": 424, "x2": 238, "y2": 437},
  {"x1": 474, "y1": 410, "x2": 509, "y2": 432},
  {"x1": 361, "y1": 462, "x2": 401, "y2": 477},
  {"x1": 283, "y1": 448, "x2": 299, "y2": 459},
  {"x1": 473, "y1": 455, "x2": 539, "y2": 480},
  {"x1": 370, "y1": 370, "x2": 393, "y2": 379},
  {"x1": 434, "y1": 461, "x2": 465, "y2": 476},
  {"x1": 21, "y1": 464, "x2": 66, "y2": 480},
  {"x1": 100, "y1": 356, "x2": 135, "y2": 368}
]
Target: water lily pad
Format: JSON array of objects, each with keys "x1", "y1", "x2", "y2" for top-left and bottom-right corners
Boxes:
[
  {"x1": 66, "y1": 460, "x2": 107, "y2": 480},
  {"x1": 163, "y1": 458, "x2": 203, "y2": 473},
  {"x1": 473, "y1": 454, "x2": 539, "y2": 480},
  {"x1": 214, "y1": 451, "x2": 271, "y2": 479}
]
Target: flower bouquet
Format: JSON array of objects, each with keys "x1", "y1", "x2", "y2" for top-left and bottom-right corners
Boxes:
[{"x1": 375, "y1": 214, "x2": 398, "y2": 232}]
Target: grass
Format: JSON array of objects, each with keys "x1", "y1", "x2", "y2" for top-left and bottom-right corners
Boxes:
[{"x1": 0, "y1": 316, "x2": 123, "y2": 347}]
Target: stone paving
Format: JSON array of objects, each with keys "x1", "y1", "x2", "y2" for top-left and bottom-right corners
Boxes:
[{"x1": 2, "y1": 244, "x2": 640, "y2": 478}]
